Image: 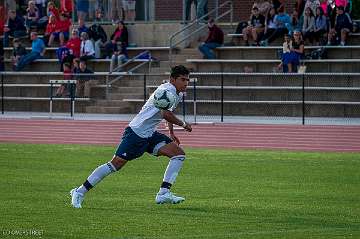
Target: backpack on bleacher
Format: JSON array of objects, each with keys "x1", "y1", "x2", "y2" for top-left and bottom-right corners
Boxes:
[
  {"x1": 306, "y1": 47, "x2": 327, "y2": 60},
  {"x1": 235, "y1": 21, "x2": 248, "y2": 34}
]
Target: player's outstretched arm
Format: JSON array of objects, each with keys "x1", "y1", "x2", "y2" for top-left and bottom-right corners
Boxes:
[{"x1": 161, "y1": 110, "x2": 192, "y2": 132}]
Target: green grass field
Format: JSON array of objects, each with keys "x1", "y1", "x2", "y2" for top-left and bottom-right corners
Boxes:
[{"x1": 0, "y1": 143, "x2": 359, "y2": 239}]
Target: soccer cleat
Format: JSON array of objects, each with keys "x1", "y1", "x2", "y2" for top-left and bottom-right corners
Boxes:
[
  {"x1": 70, "y1": 188, "x2": 84, "y2": 208},
  {"x1": 155, "y1": 191, "x2": 185, "y2": 204}
]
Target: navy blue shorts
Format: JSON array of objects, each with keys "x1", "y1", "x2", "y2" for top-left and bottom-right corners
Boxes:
[{"x1": 115, "y1": 127, "x2": 172, "y2": 161}]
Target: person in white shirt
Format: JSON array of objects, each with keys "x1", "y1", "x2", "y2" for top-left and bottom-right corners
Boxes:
[
  {"x1": 80, "y1": 31, "x2": 95, "y2": 61},
  {"x1": 70, "y1": 65, "x2": 193, "y2": 208}
]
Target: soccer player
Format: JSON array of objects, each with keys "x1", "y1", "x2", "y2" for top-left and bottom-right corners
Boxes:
[{"x1": 70, "y1": 65, "x2": 192, "y2": 208}]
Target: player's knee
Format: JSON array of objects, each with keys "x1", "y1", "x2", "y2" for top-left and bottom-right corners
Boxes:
[{"x1": 110, "y1": 155, "x2": 128, "y2": 171}]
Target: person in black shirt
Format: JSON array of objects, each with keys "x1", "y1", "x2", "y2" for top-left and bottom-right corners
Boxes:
[
  {"x1": 3, "y1": 10, "x2": 27, "y2": 47},
  {"x1": 327, "y1": 6, "x2": 352, "y2": 46},
  {"x1": 74, "y1": 59, "x2": 94, "y2": 97},
  {"x1": 242, "y1": 7, "x2": 265, "y2": 46}
]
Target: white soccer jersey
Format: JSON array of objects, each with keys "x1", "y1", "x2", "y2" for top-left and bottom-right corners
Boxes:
[{"x1": 129, "y1": 82, "x2": 183, "y2": 138}]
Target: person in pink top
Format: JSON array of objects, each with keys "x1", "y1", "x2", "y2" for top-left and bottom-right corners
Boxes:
[{"x1": 335, "y1": 0, "x2": 347, "y2": 7}]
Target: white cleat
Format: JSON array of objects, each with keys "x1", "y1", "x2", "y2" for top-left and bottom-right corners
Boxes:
[
  {"x1": 70, "y1": 188, "x2": 84, "y2": 208},
  {"x1": 155, "y1": 191, "x2": 185, "y2": 204}
]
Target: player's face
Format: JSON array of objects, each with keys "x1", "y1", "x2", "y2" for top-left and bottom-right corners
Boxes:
[{"x1": 172, "y1": 75, "x2": 189, "y2": 93}]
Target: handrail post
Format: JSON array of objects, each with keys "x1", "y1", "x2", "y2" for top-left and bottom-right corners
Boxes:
[{"x1": 106, "y1": 74, "x2": 109, "y2": 100}]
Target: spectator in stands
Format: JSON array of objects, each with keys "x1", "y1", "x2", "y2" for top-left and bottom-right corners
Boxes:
[
  {"x1": 45, "y1": 14, "x2": 57, "y2": 46},
  {"x1": 47, "y1": 1, "x2": 60, "y2": 20},
  {"x1": 78, "y1": 18, "x2": 89, "y2": 36},
  {"x1": 55, "y1": 62, "x2": 72, "y2": 97},
  {"x1": 327, "y1": 6, "x2": 352, "y2": 46},
  {"x1": 261, "y1": 6, "x2": 277, "y2": 44},
  {"x1": 3, "y1": 10, "x2": 27, "y2": 47},
  {"x1": 108, "y1": 40, "x2": 128, "y2": 73},
  {"x1": 243, "y1": 7, "x2": 266, "y2": 46},
  {"x1": 185, "y1": 0, "x2": 197, "y2": 22},
  {"x1": 260, "y1": 7, "x2": 290, "y2": 46},
  {"x1": 54, "y1": 13, "x2": 71, "y2": 46},
  {"x1": 89, "y1": 12, "x2": 108, "y2": 59},
  {"x1": 112, "y1": 0, "x2": 124, "y2": 23},
  {"x1": 60, "y1": 0, "x2": 73, "y2": 16},
  {"x1": 35, "y1": 0, "x2": 47, "y2": 18},
  {"x1": 122, "y1": 0, "x2": 136, "y2": 22},
  {"x1": 302, "y1": 7, "x2": 315, "y2": 43},
  {"x1": 104, "y1": 20, "x2": 128, "y2": 60},
  {"x1": 277, "y1": 33, "x2": 292, "y2": 72},
  {"x1": 11, "y1": 38, "x2": 27, "y2": 70},
  {"x1": 80, "y1": 31, "x2": 95, "y2": 61},
  {"x1": 25, "y1": 1, "x2": 40, "y2": 33},
  {"x1": 74, "y1": 59, "x2": 94, "y2": 97},
  {"x1": 0, "y1": 6, "x2": 5, "y2": 37},
  {"x1": 198, "y1": 19, "x2": 224, "y2": 59},
  {"x1": 313, "y1": 6, "x2": 327, "y2": 45},
  {"x1": 284, "y1": 30, "x2": 304, "y2": 72},
  {"x1": 73, "y1": 58, "x2": 80, "y2": 73},
  {"x1": 253, "y1": 0, "x2": 272, "y2": 16},
  {"x1": 66, "y1": 29, "x2": 82, "y2": 58},
  {"x1": 319, "y1": 0, "x2": 328, "y2": 16},
  {"x1": 15, "y1": 31, "x2": 45, "y2": 71}
]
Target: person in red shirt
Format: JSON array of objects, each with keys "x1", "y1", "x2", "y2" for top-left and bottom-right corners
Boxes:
[
  {"x1": 66, "y1": 29, "x2": 81, "y2": 58},
  {"x1": 45, "y1": 15, "x2": 58, "y2": 46},
  {"x1": 55, "y1": 13, "x2": 71, "y2": 45},
  {"x1": 47, "y1": 1, "x2": 60, "y2": 20}
]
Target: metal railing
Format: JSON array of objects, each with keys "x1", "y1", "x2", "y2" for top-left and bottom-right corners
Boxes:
[
  {"x1": 168, "y1": 0, "x2": 233, "y2": 67},
  {"x1": 105, "y1": 50, "x2": 154, "y2": 99}
]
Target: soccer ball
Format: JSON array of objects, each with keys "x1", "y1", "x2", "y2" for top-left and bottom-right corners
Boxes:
[{"x1": 153, "y1": 88, "x2": 176, "y2": 110}]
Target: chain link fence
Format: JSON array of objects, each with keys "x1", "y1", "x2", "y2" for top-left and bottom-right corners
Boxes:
[{"x1": 1, "y1": 72, "x2": 360, "y2": 125}]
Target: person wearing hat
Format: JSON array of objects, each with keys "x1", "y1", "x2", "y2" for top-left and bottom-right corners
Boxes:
[{"x1": 327, "y1": 6, "x2": 352, "y2": 46}]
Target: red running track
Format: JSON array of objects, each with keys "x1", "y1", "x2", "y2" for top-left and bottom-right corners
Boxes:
[{"x1": 1, "y1": 118, "x2": 360, "y2": 152}]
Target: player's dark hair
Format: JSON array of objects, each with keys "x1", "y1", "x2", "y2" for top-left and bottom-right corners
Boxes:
[{"x1": 170, "y1": 65, "x2": 190, "y2": 78}]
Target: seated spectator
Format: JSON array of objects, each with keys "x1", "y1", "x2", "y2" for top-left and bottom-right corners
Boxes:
[
  {"x1": 45, "y1": 15, "x2": 57, "y2": 46},
  {"x1": 327, "y1": 6, "x2": 352, "y2": 45},
  {"x1": 313, "y1": 6, "x2": 327, "y2": 45},
  {"x1": 278, "y1": 34, "x2": 293, "y2": 72},
  {"x1": 65, "y1": 29, "x2": 82, "y2": 58},
  {"x1": 261, "y1": 6, "x2": 277, "y2": 44},
  {"x1": 260, "y1": 7, "x2": 290, "y2": 45},
  {"x1": 103, "y1": 20, "x2": 128, "y2": 59},
  {"x1": 80, "y1": 32, "x2": 95, "y2": 61},
  {"x1": 242, "y1": 7, "x2": 265, "y2": 46},
  {"x1": 60, "y1": 0, "x2": 73, "y2": 16},
  {"x1": 74, "y1": 59, "x2": 94, "y2": 97},
  {"x1": 89, "y1": 12, "x2": 107, "y2": 58},
  {"x1": 283, "y1": 30, "x2": 304, "y2": 73},
  {"x1": 47, "y1": 1, "x2": 60, "y2": 20},
  {"x1": 25, "y1": 1, "x2": 40, "y2": 33},
  {"x1": 198, "y1": 19, "x2": 224, "y2": 59},
  {"x1": 55, "y1": 62, "x2": 73, "y2": 97},
  {"x1": 0, "y1": 6, "x2": 5, "y2": 37},
  {"x1": 302, "y1": 7, "x2": 315, "y2": 43},
  {"x1": 11, "y1": 38, "x2": 27, "y2": 70},
  {"x1": 77, "y1": 18, "x2": 89, "y2": 36},
  {"x1": 319, "y1": 0, "x2": 328, "y2": 16},
  {"x1": 15, "y1": 31, "x2": 45, "y2": 71},
  {"x1": 54, "y1": 13, "x2": 71, "y2": 46},
  {"x1": 3, "y1": 10, "x2": 27, "y2": 47}
]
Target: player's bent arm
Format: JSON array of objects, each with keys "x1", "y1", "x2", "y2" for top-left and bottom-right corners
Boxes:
[{"x1": 161, "y1": 110, "x2": 192, "y2": 132}]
